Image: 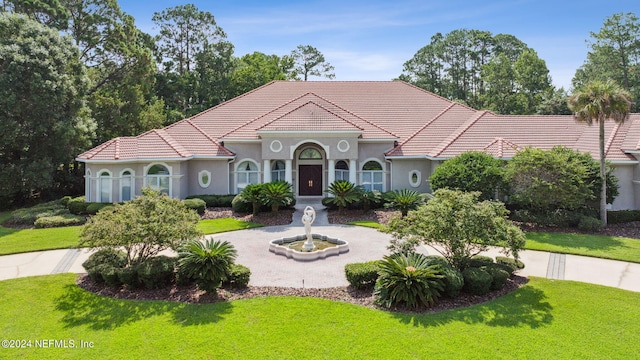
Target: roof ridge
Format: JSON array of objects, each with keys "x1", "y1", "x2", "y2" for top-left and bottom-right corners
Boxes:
[
  {"x1": 309, "y1": 93, "x2": 398, "y2": 137},
  {"x1": 114, "y1": 138, "x2": 120, "y2": 160},
  {"x1": 257, "y1": 100, "x2": 365, "y2": 131},
  {"x1": 483, "y1": 137, "x2": 521, "y2": 158},
  {"x1": 81, "y1": 138, "x2": 118, "y2": 160},
  {"x1": 398, "y1": 80, "x2": 480, "y2": 112},
  {"x1": 431, "y1": 110, "x2": 489, "y2": 157},
  {"x1": 605, "y1": 122, "x2": 622, "y2": 156},
  {"x1": 220, "y1": 92, "x2": 318, "y2": 138},
  {"x1": 185, "y1": 119, "x2": 235, "y2": 156},
  {"x1": 153, "y1": 129, "x2": 190, "y2": 158}
]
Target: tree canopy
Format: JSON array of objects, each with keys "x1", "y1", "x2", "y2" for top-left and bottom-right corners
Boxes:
[{"x1": 289, "y1": 45, "x2": 335, "y2": 81}]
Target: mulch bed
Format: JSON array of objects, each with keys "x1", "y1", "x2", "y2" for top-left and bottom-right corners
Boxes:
[{"x1": 77, "y1": 274, "x2": 528, "y2": 314}]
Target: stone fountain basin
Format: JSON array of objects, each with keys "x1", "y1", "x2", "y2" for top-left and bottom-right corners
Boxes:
[{"x1": 269, "y1": 234, "x2": 349, "y2": 261}]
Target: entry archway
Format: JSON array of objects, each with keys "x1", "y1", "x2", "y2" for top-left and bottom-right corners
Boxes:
[{"x1": 295, "y1": 144, "x2": 325, "y2": 196}]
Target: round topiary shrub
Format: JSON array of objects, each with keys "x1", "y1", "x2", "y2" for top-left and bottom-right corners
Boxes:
[
  {"x1": 183, "y1": 198, "x2": 206, "y2": 215},
  {"x1": 231, "y1": 193, "x2": 253, "y2": 213},
  {"x1": 82, "y1": 248, "x2": 127, "y2": 272},
  {"x1": 345, "y1": 261, "x2": 381, "y2": 290},
  {"x1": 117, "y1": 266, "x2": 140, "y2": 288},
  {"x1": 495, "y1": 256, "x2": 525, "y2": 272},
  {"x1": 224, "y1": 263, "x2": 251, "y2": 288},
  {"x1": 462, "y1": 267, "x2": 492, "y2": 295},
  {"x1": 481, "y1": 264, "x2": 511, "y2": 290},
  {"x1": 68, "y1": 196, "x2": 90, "y2": 215},
  {"x1": 95, "y1": 264, "x2": 122, "y2": 287},
  {"x1": 425, "y1": 256, "x2": 464, "y2": 298},
  {"x1": 468, "y1": 255, "x2": 494, "y2": 268},
  {"x1": 578, "y1": 216, "x2": 603, "y2": 232},
  {"x1": 135, "y1": 256, "x2": 177, "y2": 289}
]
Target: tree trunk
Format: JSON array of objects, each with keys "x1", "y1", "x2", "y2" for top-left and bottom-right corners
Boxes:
[{"x1": 599, "y1": 119, "x2": 607, "y2": 226}]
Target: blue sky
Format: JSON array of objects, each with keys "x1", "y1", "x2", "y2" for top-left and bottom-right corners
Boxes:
[{"x1": 119, "y1": 0, "x2": 637, "y2": 90}]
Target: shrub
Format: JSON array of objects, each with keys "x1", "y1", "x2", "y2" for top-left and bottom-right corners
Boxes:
[
  {"x1": 425, "y1": 256, "x2": 464, "y2": 298},
  {"x1": 359, "y1": 190, "x2": 383, "y2": 212},
  {"x1": 82, "y1": 248, "x2": 127, "y2": 271},
  {"x1": 224, "y1": 263, "x2": 251, "y2": 288},
  {"x1": 68, "y1": 196, "x2": 90, "y2": 215},
  {"x1": 187, "y1": 194, "x2": 236, "y2": 208},
  {"x1": 261, "y1": 180, "x2": 294, "y2": 213},
  {"x1": 117, "y1": 266, "x2": 140, "y2": 288},
  {"x1": 496, "y1": 256, "x2": 525, "y2": 272},
  {"x1": 578, "y1": 216, "x2": 603, "y2": 232},
  {"x1": 231, "y1": 193, "x2": 253, "y2": 213},
  {"x1": 430, "y1": 151, "x2": 507, "y2": 200},
  {"x1": 10, "y1": 201, "x2": 67, "y2": 225},
  {"x1": 462, "y1": 267, "x2": 493, "y2": 295},
  {"x1": 510, "y1": 209, "x2": 582, "y2": 227},
  {"x1": 59, "y1": 196, "x2": 72, "y2": 206},
  {"x1": 34, "y1": 214, "x2": 86, "y2": 228},
  {"x1": 136, "y1": 256, "x2": 177, "y2": 289},
  {"x1": 374, "y1": 253, "x2": 445, "y2": 309},
  {"x1": 468, "y1": 255, "x2": 494, "y2": 268},
  {"x1": 481, "y1": 264, "x2": 511, "y2": 290},
  {"x1": 182, "y1": 198, "x2": 206, "y2": 215},
  {"x1": 178, "y1": 239, "x2": 238, "y2": 295},
  {"x1": 345, "y1": 261, "x2": 381, "y2": 290},
  {"x1": 86, "y1": 202, "x2": 114, "y2": 215},
  {"x1": 384, "y1": 189, "x2": 424, "y2": 217},
  {"x1": 608, "y1": 210, "x2": 640, "y2": 224},
  {"x1": 240, "y1": 184, "x2": 265, "y2": 215},
  {"x1": 321, "y1": 197, "x2": 338, "y2": 210},
  {"x1": 99, "y1": 265, "x2": 123, "y2": 287}
]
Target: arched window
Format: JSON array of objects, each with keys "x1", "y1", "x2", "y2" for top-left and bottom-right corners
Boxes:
[
  {"x1": 146, "y1": 164, "x2": 170, "y2": 195},
  {"x1": 236, "y1": 160, "x2": 259, "y2": 193},
  {"x1": 98, "y1": 170, "x2": 112, "y2": 203},
  {"x1": 121, "y1": 170, "x2": 134, "y2": 202},
  {"x1": 299, "y1": 148, "x2": 322, "y2": 159},
  {"x1": 361, "y1": 160, "x2": 383, "y2": 192},
  {"x1": 335, "y1": 160, "x2": 349, "y2": 181},
  {"x1": 271, "y1": 160, "x2": 286, "y2": 181}
]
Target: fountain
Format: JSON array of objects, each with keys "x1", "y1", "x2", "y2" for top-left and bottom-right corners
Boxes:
[{"x1": 269, "y1": 206, "x2": 349, "y2": 260}]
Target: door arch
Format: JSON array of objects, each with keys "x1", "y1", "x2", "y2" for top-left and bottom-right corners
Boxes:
[{"x1": 296, "y1": 144, "x2": 325, "y2": 196}]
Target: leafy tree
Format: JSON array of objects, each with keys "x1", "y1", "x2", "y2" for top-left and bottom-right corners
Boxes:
[
  {"x1": 429, "y1": 151, "x2": 506, "y2": 200},
  {"x1": 0, "y1": 14, "x2": 94, "y2": 206},
  {"x1": 568, "y1": 80, "x2": 632, "y2": 225},
  {"x1": 506, "y1": 146, "x2": 619, "y2": 215},
  {"x1": 324, "y1": 181, "x2": 362, "y2": 214},
  {"x1": 384, "y1": 189, "x2": 424, "y2": 217},
  {"x1": 573, "y1": 12, "x2": 640, "y2": 112},
  {"x1": 193, "y1": 41, "x2": 236, "y2": 112},
  {"x1": 289, "y1": 45, "x2": 335, "y2": 81},
  {"x1": 385, "y1": 189, "x2": 525, "y2": 270},
  {"x1": 230, "y1": 52, "x2": 289, "y2": 95},
  {"x1": 261, "y1": 180, "x2": 294, "y2": 213},
  {"x1": 152, "y1": 3, "x2": 226, "y2": 75},
  {"x1": 536, "y1": 87, "x2": 572, "y2": 115},
  {"x1": 178, "y1": 238, "x2": 237, "y2": 295},
  {"x1": 79, "y1": 188, "x2": 202, "y2": 265},
  {"x1": 399, "y1": 29, "x2": 552, "y2": 114}
]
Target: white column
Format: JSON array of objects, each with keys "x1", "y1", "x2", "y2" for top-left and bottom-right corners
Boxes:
[
  {"x1": 327, "y1": 159, "x2": 335, "y2": 197},
  {"x1": 285, "y1": 159, "x2": 293, "y2": 184},
  {"x1": 263, "y1": 159, "x2": 271, "y2": 183},
  {"x1": 349, "y1": 159, "x2": 357, "y2": 184}
]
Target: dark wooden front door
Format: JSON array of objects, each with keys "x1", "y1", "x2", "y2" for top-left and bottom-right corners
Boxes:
[{"x1": 299, "y1": 165, "x2": 322, "y2": 196}]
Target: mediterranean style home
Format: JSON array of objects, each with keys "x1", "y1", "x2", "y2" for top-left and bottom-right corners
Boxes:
[{"x1": 77, "y1": 81, "x2": 640, "y2": 210}]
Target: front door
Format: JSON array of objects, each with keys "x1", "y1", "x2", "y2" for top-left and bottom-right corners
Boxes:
[{"x1": 299, "y1": 165, "x2": 322, "y2": 196}]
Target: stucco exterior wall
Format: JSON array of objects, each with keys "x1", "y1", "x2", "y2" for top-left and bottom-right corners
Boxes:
[
  {"x1": 611, "y1": 164, "x2": 637, "y2": 210},
  {"x1": 186, "y1": 159, "x2": 231, "y2": 195},
  {"x1": 390, "y1": 158, "x2": 432, "y2": 193}
]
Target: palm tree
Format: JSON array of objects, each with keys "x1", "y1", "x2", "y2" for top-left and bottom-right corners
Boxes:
[
  {"x1": 178, "y1": 239, "x2": 238, "y2": 295},
  {"x1": 261, "y1": 180, "x2": 294, "y2": 213},
  {"x1": 568, "y1": 80, "x2": 632, "y2": 226},
  {"x1": 324, "y1": 180, "x2": 361, "y2": 214}
]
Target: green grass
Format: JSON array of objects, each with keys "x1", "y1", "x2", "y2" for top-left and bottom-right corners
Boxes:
[
  {"x1": 526, "y1": 231, "x2": 640, "y2": 263},
  {"x1": 345, "y1": 220, "x2": 386, "y2": 230},
  {"x1": 0, "y1": 274, "x2": 639, "y2": 359},
  {"x1": 197, "y1": 218, "x2": 263, "y2": 234},
  {"x1": 0, "y1": 213, "x2": 261, "y2": 256}
]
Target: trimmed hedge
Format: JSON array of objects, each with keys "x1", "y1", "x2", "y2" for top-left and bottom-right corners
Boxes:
[
  {"x1": 10, "y1": 201, "x2": 67, "y2": 225},
  {"x1": 345, "y1": 261, "x2": 381, "y2": 289},
  {"x1": 608, "y1": 210, "x2": 640, "y2": 224},
  {"x1": 468, "y1": 255, "x2": 494, "y2": 268},
  {"x1": 182, "y1": 198, "x2": 206, "y2": 215},
  {"x1": 462, "y1": 267, "x2": 492, "y2": 295},
  {"x1": 82, "y1": 249, "x2": 127, "y2": 271},
  {"x1": 117, "y1": 267, "x2": 140, "y2": 288},
  {"x1": 224, "y1": 263, "x2": 251, "y2": 288},
  {"x1": 481, "y1": 264, "x2": 511, "y2": 290},
  {"x1": 424, "y1": 256, "x2": 464, "y2": 298},
  {"x1": 495, "y1": 256, "x2": 525, "y2": 272},
  {"x1": 68, "y1": 196, "x2": 90, "y2": 215},
  {"x1": 34, "y1": 214, "x2": 86, "y2": 228},
  {"x1": 577, "y1": 216, "x2": 603, "y2": 232},
  {"x1": 86, "y1": 203, "x2": 114, "y2": 215},
  {"x1": 186, "y1": 194, "x2": 236, "y2": 208}
]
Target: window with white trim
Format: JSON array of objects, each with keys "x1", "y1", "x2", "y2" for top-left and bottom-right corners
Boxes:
[
  {"x1": 299, "y1": 148, "x2": 322, "y2": 159},
  {"x1": 237, "y1": 161, "x2": 259, "y2": 192},
  {"x1": 198, "y1": 170, "x2": 211, "y2": 188},
  {"x1": 147, "y1": 164, "x2": 170, "y2": 195},
  {"x1": 121, "y1": 170, "x2": 133, "y2": 201},
  {"x1": 335, "y1": 160, "x2": 349, "y2": 182},
  {"x1": 98, "y1": 170, "x2": 112, "y2": 203},
  {"x1": 361, "y1": 161, "x2": 383, "y2": 192},
  {"x1": 409, "y1": 170, "x2": 421, "y2": 188},
  {"x1": 271, "y1": 160, "x2": 286, "y2": 181}
]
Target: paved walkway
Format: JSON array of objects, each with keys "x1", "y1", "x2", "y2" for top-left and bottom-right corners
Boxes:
[{"x1": 1, "y1": 206, "x2": 640, "y2": 291}]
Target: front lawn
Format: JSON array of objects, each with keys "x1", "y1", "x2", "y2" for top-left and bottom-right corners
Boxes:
[
  {"x1": 0, "y1": 274, "x2": 638, "y2": 359},
  {"x1": 526, "y1": 231, "x2": 640, "y2": 263},
  {"x1": 345, "y1": 220, "x2": 386, "y2": 229},
  {"x1": 0, "y1": 213, "x2": 263, "y2": 256}
]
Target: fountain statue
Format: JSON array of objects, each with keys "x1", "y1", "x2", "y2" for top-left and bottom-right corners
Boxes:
[
  {"x1": 301, "y1": 206, "x2": 316, "y2": 250},
  {"x1": 269, "y1": 204, "x2": 349, "y2": 260}
]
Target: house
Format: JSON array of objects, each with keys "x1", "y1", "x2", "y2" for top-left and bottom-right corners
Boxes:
[{"x1": 76, "y1": 81, "x2": 640, "y2": 210}]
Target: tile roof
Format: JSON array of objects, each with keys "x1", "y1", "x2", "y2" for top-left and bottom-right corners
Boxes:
[{"x1": 78, "y1": 81, "x2": 640, "y2": 163}]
